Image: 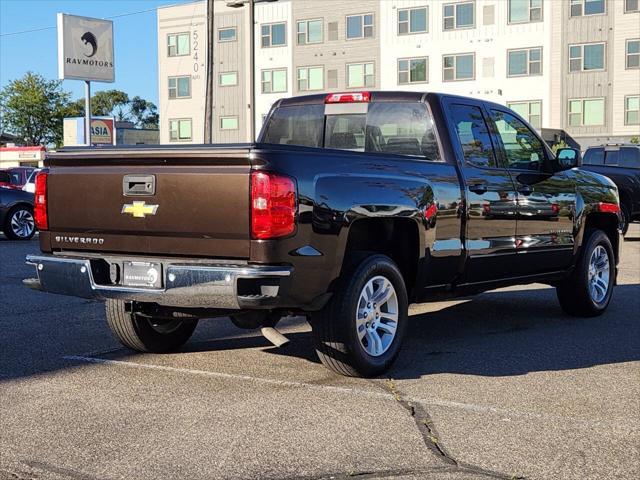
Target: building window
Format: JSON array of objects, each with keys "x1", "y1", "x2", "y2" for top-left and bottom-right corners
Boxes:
[
  {"x1": 568, "y1": 98, "x2": 605, "y2": 127},
  {"x1": 626, "y1": 0, "x2": 639, "y2": 13},
  {"x1": 507, "y1": 47, "x2": 542, "y2": 76},
  {"x1": 261, "y1": 22, "x2": 286, "y2": 47},
  {"x1": 398, "y1": 58, "x2": 428, "y2": 84},
  {"x1": 443, "y1": 2, "x2": 475, "y2": 30},
  {"x1": 218, "y1": 27, "x2": 236, "y2": 42},
  {"x1": 297, "y1": 19, "x2": 323, "y2": 45},
  {"x1": 261, "y1": 69, "x2": 287, "y2": 93},
  {"x1": 398, "y1": 7, "x2": 428, "y2": 35},
  {"x1": 297, "y1": 66, "x2": 324, "y2": 91},
  {"x1": 627, "y1": 39, "x2": 640, "y2": 69},
  {"x1": 569, "y1": 43, "x2": 605, "y2": 72},
  {"x1": 168, "y1": 76, "x2": 190, "y2": 99},
  {"x1": 347, "y1": 62, "x2": 374, "y2": 88},
  {"x1": 220, "y1": 116, "x2": 239, "y2": 130},
  {"x1": 346, "y1": 14, "x2": 374, "y2": 39},
  {"x1": 508, "y1": 0, "x2": 542, "y2": 23},
  {"x1": 570, "y1": 0, "x2": 605, "y2": 17},
  {"x1": 625, "y1": 96, "x2": 640, "y2": 125},
  {"x1": 169, "y1": 118, "x2": 192, "y2": 141},
  {"x1": 507, "y1": 100, "x2": 542, "y2": 129},
  {"x1": 167, "y1": 32, "x2": 189, "y2": 57},
  {"x1": 219, "y1": 72, "x2": 238, "y2": 87},
  {"x1": 443, "y1": 53, "x2": 474, "y2": 81}
]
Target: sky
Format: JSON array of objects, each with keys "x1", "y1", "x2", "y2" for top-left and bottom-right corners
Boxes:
[{"x1": 0, "y1": 0, "x2": 198, "y2": 106}]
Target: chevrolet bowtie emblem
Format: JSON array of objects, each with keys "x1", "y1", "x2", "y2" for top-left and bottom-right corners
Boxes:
[{"x1": 121, "y1": 201, "x2": 158, "y2": 218}]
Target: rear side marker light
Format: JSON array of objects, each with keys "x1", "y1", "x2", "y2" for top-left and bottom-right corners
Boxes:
[
  {"x1": 597, "y1": 202, "x2": 620, "y2": 214},
  {"x1": 34, "y1": 172, "x2": 48, "y2": 230},
  {"x1": 325, "y1": 92, "x2": 371, "y2": 104},
  {"x1": 251, "y1": 171, "x2": 297, "y2": 240}
]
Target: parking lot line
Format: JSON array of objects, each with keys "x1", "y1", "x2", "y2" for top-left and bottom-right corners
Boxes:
[{"x1": 62, "y1": 354, "x2": 634, "y2": 432}]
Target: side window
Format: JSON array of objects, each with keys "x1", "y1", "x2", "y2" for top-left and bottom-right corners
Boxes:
[
  {"x1": 583, "y1": 148, "x2": 604, "y2": 165},
  {"x1": 604, "y1": 150, "x2": 619, "y2": 166},
  {"x1": 449, "y1": 104, "x2": 497, "y2": 168},
  {"x1": 262, "y1": 105, "x2": 324, "y2": 147},
  {"x1": 490, "y1": 109, "x2": 545, "y2": 171},
  {"x1": 619, "y1": 147, "x2": 640, "y2": 168},
  {"x1": 365, "y1": 102, "x2": 440, "y2": 160}
]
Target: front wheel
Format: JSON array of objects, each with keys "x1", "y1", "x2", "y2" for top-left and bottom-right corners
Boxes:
[
  {"x1": 311, "y1": 254, "x2": 408, "y2": 377},
  {"x1": 105, "y1": 300, "x2": 198, "y2": 353},
  {"x1": 556, "y1": 230, "x2": 615, "y2": 317}
]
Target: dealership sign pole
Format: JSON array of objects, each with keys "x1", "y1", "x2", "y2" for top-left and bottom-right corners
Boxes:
[{"x1": 57, "y1": 13, "x2": 115, "y2": 146}]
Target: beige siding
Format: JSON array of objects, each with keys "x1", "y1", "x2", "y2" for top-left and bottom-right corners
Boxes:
[{"x1": 291, "y1": 0, "x2": 380, "y2": 94}]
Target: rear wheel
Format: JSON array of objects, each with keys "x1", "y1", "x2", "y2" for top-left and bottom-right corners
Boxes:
[
  {"x1": 311, "y1": 254, "x2": 408, "y2": 377},
  {"x1": 105, "y1": 299, "x2": 198, "y2": 352},
  {"x1": 4, "y1": 205, "x2": 35, "y2": 240},
  {"x1": 556, "y1": 230, "x2": 615, "y2": 317}
]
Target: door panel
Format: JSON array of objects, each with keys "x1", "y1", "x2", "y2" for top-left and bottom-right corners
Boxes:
[
  {"x1": 445, "y1": 101, "x2": 518, "y2": 283},
  {"x1": 488, "y1": 108, "x2": 576, "y2": 275}
]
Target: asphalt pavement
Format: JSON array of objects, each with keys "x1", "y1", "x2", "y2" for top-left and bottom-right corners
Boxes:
[{"x1": 0, "y1": 227, "x2": 638, "y2": 480}]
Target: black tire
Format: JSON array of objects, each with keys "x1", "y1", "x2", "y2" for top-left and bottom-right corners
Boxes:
[
  {"x1": 105, "y1": 299, "x2": 198, "y2": 353},
  {"x1": 310, "y1": 254, "x2": 408, "y2": 378},
  {"x1": 620, "y1": 204, "x2": 630, "y2": 236},
  {"x1": 556, "y1": 230, "x2": 615, "y2": 317},
  {"x1": 4, "y1": 205, "x2": 35, "y2": 240}
]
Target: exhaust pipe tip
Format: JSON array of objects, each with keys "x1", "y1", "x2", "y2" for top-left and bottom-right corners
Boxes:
[{"x1": 261, "y1": 326, "x2": 290, "y2": 348}]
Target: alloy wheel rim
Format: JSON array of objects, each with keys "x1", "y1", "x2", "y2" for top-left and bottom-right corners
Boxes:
[
  {"x1": 588, "y1": 245, "x2": 610, "y2": 304},
  {"x1": 356, "y1": 275, "x2": 399, "y2": 357},
  {"x1": 10, "y1": 209, "x2": 34, "y2": 238}
]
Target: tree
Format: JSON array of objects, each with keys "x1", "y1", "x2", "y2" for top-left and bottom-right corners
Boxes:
[
  {"x1": 0, "y1": 72, "x2": 73, "y2": 146},
  {"x1": 129, "y1": 96, "x2": 158, "y2": 129},
  {"x1": 70, "y1": 91, "x2": 158, "y2": 129},
  {"x1": 631, "y1": 136, "x2": 639, "y2": 145}
]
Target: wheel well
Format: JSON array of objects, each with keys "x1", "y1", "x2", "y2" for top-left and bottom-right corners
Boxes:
[
  {"x1": 584, "y1": 213, "x2": 619, "y2": 262},
  {"x1": 4, "y1": 202, "x2": 33, "y2": 223},
  {"x1": 342, "y1": 218, "x2": 420, "y2": 296}
]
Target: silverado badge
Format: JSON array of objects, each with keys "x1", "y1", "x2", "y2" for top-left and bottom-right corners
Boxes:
[{"x1": 121, "y1": 201, "x2": 158, "y2": 218}]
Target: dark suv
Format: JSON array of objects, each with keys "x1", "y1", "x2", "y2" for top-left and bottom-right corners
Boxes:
[{"x1": 581, "y1": 144, "x2": 640, "y2": 234}]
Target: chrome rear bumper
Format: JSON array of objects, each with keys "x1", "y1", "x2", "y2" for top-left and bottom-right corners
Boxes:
[{"x1": 25, "y1": 254, "x2": 292, "y2": 309}]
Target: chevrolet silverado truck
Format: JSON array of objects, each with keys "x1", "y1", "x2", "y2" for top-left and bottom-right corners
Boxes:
[{"x1": 25, "y1": 92, "x2": 622, "y2": 377}]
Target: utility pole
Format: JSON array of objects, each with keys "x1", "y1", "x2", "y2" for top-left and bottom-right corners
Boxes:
[
  {"x1": 204, "y1": 0, "x2": 215, "y2": 143},
  {"x1": 248, "y1": 0, "x2": 255, "y2": 142}
]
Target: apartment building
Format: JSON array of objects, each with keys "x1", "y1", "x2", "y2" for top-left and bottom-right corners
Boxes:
[{"x1": 157, "y1": 0, "x2": 640, "y2": 148}]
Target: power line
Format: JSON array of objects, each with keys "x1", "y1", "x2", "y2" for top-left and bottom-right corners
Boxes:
[{"x1": 0, "y1": 0, "x2": 203, "y2": 37}]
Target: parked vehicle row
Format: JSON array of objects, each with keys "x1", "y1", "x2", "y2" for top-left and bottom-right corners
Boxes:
[{"x1": 581, "y1": 144, "x2": 640, "y2": 235}]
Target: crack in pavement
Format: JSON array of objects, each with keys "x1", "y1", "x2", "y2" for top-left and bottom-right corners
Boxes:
[{"x1": 378, "y1": 379, "x2": 525, "y2": 480}]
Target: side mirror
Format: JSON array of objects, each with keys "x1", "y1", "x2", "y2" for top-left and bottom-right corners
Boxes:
[{"x1": 555, "y1": 148, "x2": 581, "y2": 170}]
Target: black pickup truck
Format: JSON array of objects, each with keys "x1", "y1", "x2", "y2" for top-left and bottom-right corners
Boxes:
[{"x1": 26, "y1": 91, "x2": 622, "y2": 377}]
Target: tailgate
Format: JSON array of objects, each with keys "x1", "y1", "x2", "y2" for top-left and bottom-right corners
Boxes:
[{"x1": 45, "y1": 146, "x2": 252, "y2": 258}]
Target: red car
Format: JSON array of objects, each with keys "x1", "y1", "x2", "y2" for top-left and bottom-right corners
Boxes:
[{"x1": 0, "y1": 167, "x2": 35, "y2": 189}]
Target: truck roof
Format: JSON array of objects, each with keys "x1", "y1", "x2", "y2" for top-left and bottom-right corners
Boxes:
[{"x1": 275, "y1": 90, "x2": 508, "y2": 111}]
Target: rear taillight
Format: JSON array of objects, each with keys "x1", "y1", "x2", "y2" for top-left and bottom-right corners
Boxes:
[
  {"x1": 597, "y1": 202, "x2": 620, "y2": 214},
  {"x1": 34, "y1": 172, "x2": 48, "y2": 230},
  {"x1": 251, "y1": 171, "x2": 297, "y2": 240},
  {"x1": 325, "y1": 92, "x2": 371, "y2": 103}
]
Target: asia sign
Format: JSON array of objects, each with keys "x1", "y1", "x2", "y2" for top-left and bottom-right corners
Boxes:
[
  {"x1": 57, "y1": 13, "x2": 114, "y2": 82},
  {"x1": 63, "y1": 117, "x2": 116, "y2": 146}
]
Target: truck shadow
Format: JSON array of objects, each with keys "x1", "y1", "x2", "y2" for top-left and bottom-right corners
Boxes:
[{"x1": 253, "y1": 283, "x2": 640, "y2": 378}]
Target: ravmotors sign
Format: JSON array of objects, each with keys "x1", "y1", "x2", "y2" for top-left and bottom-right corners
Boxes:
[{"x1": 57, "y1": 13, "x2": 114, "y2": 82}]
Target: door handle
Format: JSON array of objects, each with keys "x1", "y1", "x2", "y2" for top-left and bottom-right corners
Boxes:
[
  {"x1": 468, "y1": 182, "x2": 488, "y2": 194},
  {"x1": 518, "y1": 185, "x2": 534, "y2": 196}
]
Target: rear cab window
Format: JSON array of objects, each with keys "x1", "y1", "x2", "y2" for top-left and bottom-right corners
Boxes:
[
  {"x1": 583, "y1": 148, "x2": 604, "y2": 165},
  {"x1": 262, "y1": 98, "x2": 441, "y2": 161},
  {"x1": 619, "y1": 147, "x2": 640, "y2": 168}
]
